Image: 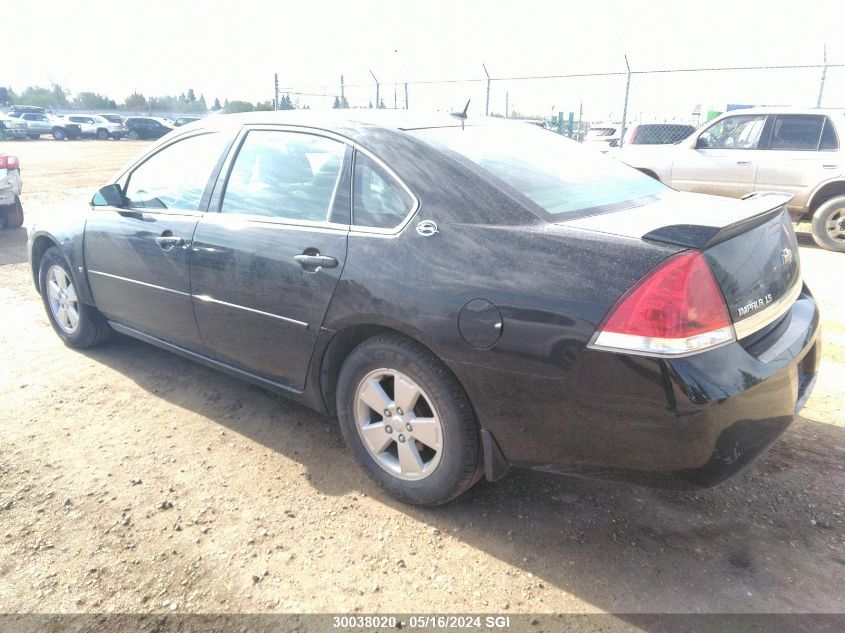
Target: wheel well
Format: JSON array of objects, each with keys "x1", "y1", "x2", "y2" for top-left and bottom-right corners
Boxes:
[
  {"x1": 30, "y1": 235, "x2": 59, "y2": 293},
  {"x1": 637, "y1": 168, "x2": 661, "y2": 181},
  {"x1": 809, "y1": 181, "x2": 845, "y2": 213}
]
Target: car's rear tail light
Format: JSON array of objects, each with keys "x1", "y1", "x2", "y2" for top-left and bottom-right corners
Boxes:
[
  {"x1": 589, "y1": 251, "x2": 735, "y2": 357},
  {"x1": 0, "y1": 155, "x2": 19, "y2": 170}
]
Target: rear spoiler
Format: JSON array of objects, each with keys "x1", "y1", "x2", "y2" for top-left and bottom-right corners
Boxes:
[{"x1": 642, "y1": 192, "x2": 793, "y2": 249}]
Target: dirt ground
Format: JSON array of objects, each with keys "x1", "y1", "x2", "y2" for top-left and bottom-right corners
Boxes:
[{"x1": 0, "y1": 140, "x2": 842, "y2": 624}]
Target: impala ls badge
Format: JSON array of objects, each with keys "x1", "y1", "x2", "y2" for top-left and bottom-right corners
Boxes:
[
  {"x1": 416, "y1": 220, "x2": 439, "y2": 237},
  {"x1": 781, "y1": 247, "x2": 793, "y2": 266}
]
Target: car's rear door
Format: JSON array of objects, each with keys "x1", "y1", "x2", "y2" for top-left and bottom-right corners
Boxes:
[
  {"x1": 189, "y1": 127, "x2": 351, "y2": 390},
  {"x1": 84, "y1": 131, "x2": 233, "y2": 348},
  {"x1": 670, "y1": 113, "x2": 768, "y2": 198},
  {"x1": 754, "y1": 114, "x2": 842, "y2": 213}
]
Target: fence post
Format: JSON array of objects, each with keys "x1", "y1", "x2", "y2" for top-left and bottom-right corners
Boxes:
[
  {"x1": 483, "y1": 64, "x2": 491, "y2": 116},
  {"x1": 340, "y1": 74, "x2": 345, "y2": 106},
  {"x1": 817, "y1": 44, "x2": 828, "y2": 108},
  {"x1": 620, "y1": 55, "x2": 631, "y2": 148},
  {"x1": 404, "y1": 82, "x2": 409, "y2": 110},
  {"x1": 370, "y1": 70, "x2": 380, "y2": 108},
  {"x1": 274, "y1": 73, "x2": 279, "y2": 111}
]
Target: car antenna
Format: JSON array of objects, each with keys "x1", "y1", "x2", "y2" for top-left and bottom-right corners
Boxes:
[{"x1": 450, "y1": 99, "x2": 470, "y2": 129}]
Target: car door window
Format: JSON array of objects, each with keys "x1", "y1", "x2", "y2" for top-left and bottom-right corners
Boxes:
[
  {"x1": 221, "y1": 130, "x2": 346, "y2": 222},
  {"x1": 124, "y1": 133, "x2": 229, "y2": 211},
  {"x1": 700, "y1": 115, "x2": 766, "y2": 149},
  {"x1": 819, "y1": 118, "x2": 839, "y2": 151},
  {"x1": 352, "y1": 153, "x2": 414, "y2": 229},
  {"x1": 769, "y1": 115, "x2": 826, "y2": 151}
]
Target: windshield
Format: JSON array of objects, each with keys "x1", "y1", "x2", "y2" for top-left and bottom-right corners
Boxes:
[{"x1": 410, "y1": 122, "x2": 666, "y2": 218}]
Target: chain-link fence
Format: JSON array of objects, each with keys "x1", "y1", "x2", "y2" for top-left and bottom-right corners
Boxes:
[{"x1": 275, "y1": 58, "x2": 845, "y2": 145}]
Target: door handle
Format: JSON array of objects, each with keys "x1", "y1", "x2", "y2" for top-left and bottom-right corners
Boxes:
[
  {"x1": 154, "y1": 234, "x2": 185, "y2": 250},
  {"x1": 823, "y1": 164, "x2": 838, "y2": 169},
  {"x1": 736, "y1": 160, "x2": 752, "y2": 166},
  {"x1": 295, "y1": 253, "x2": 338, "y2": 270}
]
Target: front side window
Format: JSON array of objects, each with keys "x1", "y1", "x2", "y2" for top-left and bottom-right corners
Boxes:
[
  {"x1": 411, "y1": 122, "x2": 665, "y2": 218},
  {"x1": 699, "y1": 115, "x2": 766, "y2": 149},
  {"x1": 352, "y1": 153, "x2": 414, "y2": 229},
  {"x1": 221, "y1": 130, "x2": 345, "y2": 222},
  {"x1": 124, "y1": 133, "x2": 229, "y2": 210},
  {"x1": 769, "y1": 115, "x2": 829, "y2": 151}
]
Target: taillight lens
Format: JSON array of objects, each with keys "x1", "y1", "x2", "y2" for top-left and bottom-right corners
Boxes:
[
  {"x1": 590, "y1": 251, "x2": 735, "y2": 356},
  {"x1": 0, "y1": 155, "x2": 19, "y2": 170}
]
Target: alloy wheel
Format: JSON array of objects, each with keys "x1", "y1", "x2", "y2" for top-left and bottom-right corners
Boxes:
[
  {"x1": 825, "y1": 207, "x2": 845, "y2": 243},
  {"x1": 354, "y1": 369, "x2": 443, "y2": 481},
  {"x1": 46, "y1": 265, "x2": 79, "y2": 334}
]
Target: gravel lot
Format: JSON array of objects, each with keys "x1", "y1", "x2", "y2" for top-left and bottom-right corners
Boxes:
[{"x1": 0, "y1": 140, "x2": 842, "y2": 623}]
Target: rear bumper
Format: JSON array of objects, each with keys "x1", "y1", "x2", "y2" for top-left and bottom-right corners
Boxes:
[{"x1": 458, "y1": 287, "x2": 820, "y2": 489}]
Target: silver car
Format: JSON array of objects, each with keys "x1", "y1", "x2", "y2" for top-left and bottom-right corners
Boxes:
[{"x1": 616, "y1": 108, "x2": 845, "y2": 251}]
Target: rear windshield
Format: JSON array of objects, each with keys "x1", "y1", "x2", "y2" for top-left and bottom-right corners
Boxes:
[{"x1": 410, "y1": 122, "x2": 666, "y2": 218}]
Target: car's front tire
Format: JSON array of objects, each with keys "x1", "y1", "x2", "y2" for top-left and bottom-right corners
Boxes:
[
  {"x1": 811, "y1": 195, "x2": 845, "y2": 252},
  {"x1": 336, "y1": 334, "x2": 482, "y2": 506},
  {"x1": 51, "y1": 128, "x2": 66, "y2": 141},
  {"x1": 0, "y1": 196, "x2": 24, "y2": 229},
  {"x1": 38, "y1": 247, "x2": 113, "y2": 348},
  {"x1": 96, "y1": 128, "x2": 109, "y2": 140}
]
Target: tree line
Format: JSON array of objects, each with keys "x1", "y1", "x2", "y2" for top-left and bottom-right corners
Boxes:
[{"x1": 0, "y1": 84, "x2": 302, "y2": 114}]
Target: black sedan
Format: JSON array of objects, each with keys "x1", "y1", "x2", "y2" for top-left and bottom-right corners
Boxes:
[{"x1": 27, "y1": 112, "x2": 819, "y2": 505}]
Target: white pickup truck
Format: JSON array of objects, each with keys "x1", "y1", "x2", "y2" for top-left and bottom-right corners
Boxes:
[
  {"x1": 615, "y1": 108, "x2": 845, "y2": 251},
  {"x1": 0, "y1": 154, "x2": 23, "y2": 229}
]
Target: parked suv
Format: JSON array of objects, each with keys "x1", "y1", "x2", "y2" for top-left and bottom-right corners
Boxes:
[
  {"x1": 617, "y1": 108, "x2": 845, "y2": 251},
  {"x1": 0, "y1": 114, "x2": 28, "y2": 140},
  {"x1": 0, "y1": 154, "x2": 23, "y2": 228},
  {"x1": 124, "y1": 117, "x2": 173, "y2": 140},
  {"x1": 66, "y1": 114, "x2": 125, "y2": 140},
  {"x1": 17, "y1": 113, "x2": 81, "y2": 140}
]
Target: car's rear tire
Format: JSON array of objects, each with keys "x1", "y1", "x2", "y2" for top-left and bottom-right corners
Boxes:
[
  {"x1": 38, "y1": 247, "x2": 113, "y2": 348},
  {"x1": 0, "y1": 196, "x2": 24, "y2": 229},
  {"x1": 811, "y1": 195, "x2": 845, "y2": 252},
  {"x1": 127, "y1": 130, "x2": 139, "y2": 140},
  {"x1": 96, "y1": 128, "x2": 109, "y2": 140},
  {"x1": 52, "y1": 128, "x2": 66, "y2": 141},
  {"x1": 336, "y1": 334, "x2": 482, "y2": 506}
]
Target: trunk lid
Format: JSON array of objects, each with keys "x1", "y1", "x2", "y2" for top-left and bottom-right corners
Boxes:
[{"x1": 563, "y1": 191, "x2": 801, "y2": 338}]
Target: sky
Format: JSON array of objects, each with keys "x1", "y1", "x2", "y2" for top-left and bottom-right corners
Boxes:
[{"x1": 7, "y1": 0, "x2": 845, "y2": 121}]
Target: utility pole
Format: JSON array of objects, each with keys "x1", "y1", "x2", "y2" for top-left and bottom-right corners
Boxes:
[
  {"x1": 817, "y1": 44, "x2": 828, "y2": 108},
  {"x1": 394, "y1": 83, "x2": 397, "y2": 109},
  {"x1": 404, "y1": 82, "x2": 409, "y2": 110},
  {"x1": 483, "y1": 63, "x2": 491, "y2": 116},
  {"x1": 274, "y1": 73, "x2": 279, "y2": 110},
  {"x1": 505, "y1": 92, "x2": 509, "y2": 118},
  {"x1": 370, "y1": 70, "x2": 380, "y2": 109},
  {"x1": 340, "y1": 74, "x2": 345, "y2": 105}
]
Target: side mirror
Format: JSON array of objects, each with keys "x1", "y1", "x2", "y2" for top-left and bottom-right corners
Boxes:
[
  {"x1": 695, "y1": 135, "x2": 711, "y2": 149},
  {"x1": 92, "y1": 183, "x2": 125, "y2": 208}
]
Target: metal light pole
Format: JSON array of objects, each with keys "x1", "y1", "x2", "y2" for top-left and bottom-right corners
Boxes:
[
  {"x1": 370, "y1": 70, "x2": 380, "y2": 108},
  {"x1": 817, "y1": 44, "x2": 828, "y2": 108},
  {"x1": 483, "y1": 63, "x2": 491, "y2": 116},
  {"x1": 620, "y1": 55, "x2": 631, "y2": 148}
]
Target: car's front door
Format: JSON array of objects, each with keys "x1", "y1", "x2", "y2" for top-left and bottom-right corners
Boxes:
[
  {"x1": 84, "y1": 131, "x2": 233, "y2": 348},
  {"x1": 190, "y1": 128, "x2": 350, "y2": 390},
  {"x1": 670, "y1": 113, "x2": 768, "y2": 198},
  {"x1": 754, "y1": 114, "x2": 842, "y2": 213}
]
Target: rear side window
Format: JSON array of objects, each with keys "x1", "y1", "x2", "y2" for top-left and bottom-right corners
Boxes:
[
  {"x1": 411, "y1": 123, "x2": 665, "y2": 218},
  {"x1": 124, "y1": 133, "x2": 229, "y2": 210},
  {"x1": 352, "y1": 153, "x2": 415, "y2": 229},
  {"x1": 221, "y1": 130, "x2": 345, "y2": 222},
  {"x1": 630, "y1": 124, "x2": 695, "y2": 145},
  {"x1": 769, "y1": 115, "x2": 826, "y2": 151}
]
